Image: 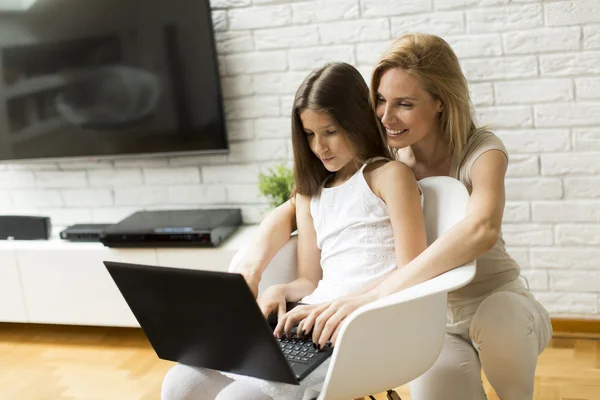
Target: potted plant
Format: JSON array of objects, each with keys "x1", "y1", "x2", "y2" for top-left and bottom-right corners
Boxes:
[{"x1": 258, "y1": 164, "x2": 294, "y2": 209}]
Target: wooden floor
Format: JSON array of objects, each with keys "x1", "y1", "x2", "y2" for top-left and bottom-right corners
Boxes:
[{"x1": 0, "y1": 323, "x2": 599, "y2": 400}]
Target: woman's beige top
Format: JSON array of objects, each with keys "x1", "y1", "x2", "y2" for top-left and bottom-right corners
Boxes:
[{"x1": 447, "y1": 130, "x2": 522, "y2": 303}]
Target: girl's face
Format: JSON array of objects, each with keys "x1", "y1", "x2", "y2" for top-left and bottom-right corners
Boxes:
[
  {"x1": 375, "y1": 67, "x2": 443, "y2": 149},
  {"x1": 299, "y1": 109, "x2": 357, "y2": 174}
]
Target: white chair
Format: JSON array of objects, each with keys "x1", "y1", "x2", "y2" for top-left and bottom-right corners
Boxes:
[{"x1": 229, "y1": 176, "x2": 476, "y2": 400}]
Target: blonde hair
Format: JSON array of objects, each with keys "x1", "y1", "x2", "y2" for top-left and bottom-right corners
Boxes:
[{"x1": 370, "y1": 33, "x2": 483, "y2": 156}]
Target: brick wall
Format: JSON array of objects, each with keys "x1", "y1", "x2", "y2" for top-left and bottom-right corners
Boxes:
[{"x1": 1, "y1": 0, "x2": 599, "y2": 317}]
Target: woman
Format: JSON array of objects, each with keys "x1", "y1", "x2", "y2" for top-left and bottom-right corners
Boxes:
[{"x1": 238, "y1": 33, "x2": 552, "y2": 399}]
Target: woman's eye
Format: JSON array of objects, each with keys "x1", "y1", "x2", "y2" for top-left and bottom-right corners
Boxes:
[{"x1": 399, "y1": 103, "x2": 413, "y2": 108}]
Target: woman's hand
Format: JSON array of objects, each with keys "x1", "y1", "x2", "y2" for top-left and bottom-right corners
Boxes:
[{"x1": 256, "y1": 284, "x2": 287, "y2": 320}]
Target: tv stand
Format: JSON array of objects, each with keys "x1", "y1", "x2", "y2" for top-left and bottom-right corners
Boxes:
[{"x1": 0, "y1": 225, "x2": 257, "y2": 327}]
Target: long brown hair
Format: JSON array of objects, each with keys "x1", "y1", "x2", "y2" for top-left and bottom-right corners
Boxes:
[
  {"x1": 371, "y1": 33, "x2": 483, "y2": 156},
  {"x1": 292, "y1": 62, "x2": 392, "y2": 197}
]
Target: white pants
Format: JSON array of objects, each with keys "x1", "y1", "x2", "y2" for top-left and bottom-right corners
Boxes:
[{"x1": 162, "y1": 286, "x2": 551, "y2": 400}]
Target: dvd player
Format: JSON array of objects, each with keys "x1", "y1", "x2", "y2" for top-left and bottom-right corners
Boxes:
[{"x1": 99, "y1": 208, "x2": 242, "y2": 248}]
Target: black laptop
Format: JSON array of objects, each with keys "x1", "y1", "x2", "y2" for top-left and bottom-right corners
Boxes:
[{"x1": 103, "y1": 261, "x2": 332, "y2": 384}]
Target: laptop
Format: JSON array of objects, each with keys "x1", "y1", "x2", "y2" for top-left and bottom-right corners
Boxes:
[{"x1": 103, "y1": 261, "x2": 333, "y2": 384}]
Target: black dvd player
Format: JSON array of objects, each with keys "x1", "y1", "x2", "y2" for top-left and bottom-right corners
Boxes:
[
  {"x1": 99, "y1": 208, "x2": 242, "y2": 248},
  {"x1": 60, "y1": 223, "x2": 112, "y2": 242}
]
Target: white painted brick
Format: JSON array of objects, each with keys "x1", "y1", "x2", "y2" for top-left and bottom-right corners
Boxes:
[
  {"x1": 541, "y1": 153, "x2": 600, "y2": 176},
  {"x1": 575, "y1": 78, "x2": 600, "y2": 100},
  {"x1": 215, "y1": 31, "x2": 254, "y2": 55},
  {"x1": 545, "y1": 1, "x2": 600, "y2": 27},
  {"x1": 212, "y1": 10, "x2": 227, "y2": 32},
  {"x1": 564, "y1": 178, "x2": 600, "y2": 199},
  {"x1": 35, "y1": 171, "x2": 87, "y2": 188},
  {"x1": 292, "y1": 0, "x2": 359, "y2": 24},
  {"x1": 356, "y1": 41, "x2": 393, "y2": 66},
  {"x1": 469, "y1": 83, "x2": 494, "y2": 106},
  {"x1": 520, "y1": 269, "x2": 548, "y2": 290},
  {"x1": 532, "y1": 201, "x2": 600, "y2": 223},
  {"x1": 221, "y1": 75, "x2": 253, "y2": 99},
  {"x1": 58, "y1": 160, "x2": 113, "y2": 170},
  {"x1": 7, "y1": 162, "x2": 58, "y2": 171},
  {"x1": 573, "y1": 128, "x2": 600, "y2": 151},
  {"x1": 167, "y1": 185, "x2": 227, "y2": 204},
  {"x1": 467, "y1": 4, "x2": 542, "y2": 33},
  {"x1": 504, "y1": 201, "x2": 530, "y2": 222},
  {"x1": 501, "y1": 223, "x2": 553, "y2": 246},
  {"x1": 255, "y1": 118, "x2": 290, "y2": 139},
  {"x1": 61, "y1": 189, "x2": 113, "y2": 207},
  {"x1": 224, "y1": 52, "x2": 287, "y2": 75},
  {"x1": 319, "y1": 19, "x2": 389, "y2": 45},
  {"x1": 584, "y1": 25, "x2": 600, "y2": 50},
  {"x1": 143, "y1": 167, "x2": 200, "y2": 185},
  {"x1": 505, "y1": 247, "x2": 529, "y2": 267},
  {"x1": 209, "y1": 0, "x2": 249, "y2": 8},
  {"x1": 90, "y1": 207, "x2": 139, "y2": 223},
  {"x1": 227, "y1": 184, "x2": 263, "y2": 204},
  {"x1": 254, "y1": 26, "x2": 319, "y2": 50},
  {"x1": 495, "y1": 129, "x2": 570, "y2": 153},
  {"x1": 540, "y1": 52, "x2": 600, "y2": 76},
  {"x1": 88, "y1": 169, "x2": 143, "y2": 187},
  {"x1": 462, "y1": 56, "x2": 537, "y2": 82},
  {"x1": 534, "y1": 292, "x2": 598, "y2": 314},
  {"x1": 391, "y1": 12, "x2": 465, "y2": 37},
  {"x1": 446, "y1": 34, "x2": 502, "y2": 59},
  {"x1": 436, "y1": 0, "x2": 508, "y2": 10},
  {"x1": 202, "y1": 164, "x2": 260, "y2": 184},
  {"x1": 556, "y1": 224, "x2": 600, "y2": 246},
  {"x1": 224, "y1": 97, "x2": 280, "y2": 120},
  {"x1": 42, "y1": 208, "x2": 92, "y2": 226},
  {"x1": 550, "y1": 270, "x2": 600, "y2": 293},
  {"x1": 289, "y1": 46, "x2": 355, "y2": 71},
  {"x1": 503, "y1": 27, "x2": 580, "y2": 55},
  {"x1": 239, "y1": 205, "x2": 269, "y2": 224},
  {"x1": 280, "y1": 96, "x2": 295, "y2": 117},
  {"x1": 535, "y1": 103, "x2": 600, "y2": 128},
  {"x1": 114, "y1": 187, "x2": 169, "y2": 206},
  {"x1": 505, "y1": 178, "x2": 562, "y2": 200},
  {"x1": 252, "y1": 72, "x2": 306, "y2": 95},
  {"x1": 532, "y1": 247, "x2": 600, "y2": 269},
  {"x1": 11, "y1": 190, "x2": 63, "y2": 207},
  {"x1": 169, "y1": 154, "x2": 229, "y2": 167},
  {"x1": 506, "y1": 154, "x2": 539, "y2": 177},
  {"x1": 494, "y1": 79, "x2": 573, "y2": 105},
  {"x1": 475, "y1": 106, "x2": 532, "y2": 128},
  {"x1": 228, "y1": 139, "x2": 287, "y2": 163},
  {"x1": 0, "y1": 191, "x2": 12, "y2": 208},
  {"x1": 114, "y1": 158, "x2": 169, "y2": 168},
  {"x1": 226, "y1": 120, "x2": 254, "y2": 141},
  {"x1": 218, "y1": 56, "x2": 228, "y2": 77},
  {"x1": 362, "y1": 0, "x2": 432, "y2": 17},
  {"x1": 0, "y1": 171, "x2": 35, "y2": 188},
  {"x1": 229, "y1": 5, "x2": 291, "y2": 30}
]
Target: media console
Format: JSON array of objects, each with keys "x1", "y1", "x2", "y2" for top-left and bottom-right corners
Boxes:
[{"x1": 0, "y1": 225, "x2": 258, "y2": 328}]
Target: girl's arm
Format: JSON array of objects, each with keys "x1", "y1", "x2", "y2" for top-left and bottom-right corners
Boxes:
[
  {"x1": 280, "y1": 194, "x2": 322, "y2": 302},
  {"x1": 237, "y1": 199, "x2": 298, "y2": 296},
  {"x1": 372, "y1": 150, "x2": 508, "y2": 298}
]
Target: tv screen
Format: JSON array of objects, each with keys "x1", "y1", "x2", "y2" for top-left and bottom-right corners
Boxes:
[{"x1": 0, "y1": 0, "x2": 227, "y2": 162}]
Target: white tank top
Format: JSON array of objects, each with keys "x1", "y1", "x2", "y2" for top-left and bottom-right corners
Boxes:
[{"x1": 301, "y1": 160, "x2": 400, "y2": 304}]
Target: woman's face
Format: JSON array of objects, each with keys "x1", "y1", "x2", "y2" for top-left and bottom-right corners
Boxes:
[{"x1": 375, "y1": 67, "x2": 443, "y2": 149}]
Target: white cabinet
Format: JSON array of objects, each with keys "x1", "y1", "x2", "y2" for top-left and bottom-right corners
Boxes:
[{"x1": 0, "y1": 249, "x2": 28, "y2": 322}]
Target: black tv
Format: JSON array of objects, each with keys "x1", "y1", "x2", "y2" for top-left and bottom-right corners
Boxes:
[{"x1": 0, "y1": 0, "x2": 227, "y2": 161}]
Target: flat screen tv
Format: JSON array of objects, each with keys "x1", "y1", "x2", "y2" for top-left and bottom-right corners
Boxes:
[{"x1": 0, "y1": 0, "x2": 227, "y2": 162}]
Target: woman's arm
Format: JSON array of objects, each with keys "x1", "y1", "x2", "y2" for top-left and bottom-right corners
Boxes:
[
  {"x1": 237, "y1": 199, "x2": 297, "y2": 296},
  {"x1": 372, "y1": 150, "x2": 508, "y2": 298}
]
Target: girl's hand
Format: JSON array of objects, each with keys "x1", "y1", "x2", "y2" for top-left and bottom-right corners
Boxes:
[
  {"x1": 273, "y1": 303, "x2": 327, "y2": 339},
  {"x1": 256, "y1": 284, "x2": 287, "y2": 320},
  {"x1": 304, "y1": 293, "x2": 378, "y2": 350}
]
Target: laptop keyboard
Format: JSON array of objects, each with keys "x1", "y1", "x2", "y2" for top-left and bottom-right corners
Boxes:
[{"x1": 277, "y1": 335, "x2": 321, "y2": 364}]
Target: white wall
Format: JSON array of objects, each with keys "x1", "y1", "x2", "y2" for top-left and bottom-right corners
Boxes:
[{"x1": 1, "y1": 0, "x2": 599, "y2": 318}]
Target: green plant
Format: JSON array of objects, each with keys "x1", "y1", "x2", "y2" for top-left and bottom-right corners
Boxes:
[{"x1": 258, "y1": 164, "x2": 294, "y2": 209}]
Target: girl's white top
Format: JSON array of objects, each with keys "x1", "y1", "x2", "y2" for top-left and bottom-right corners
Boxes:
[{"x1": 301, "y1": 160, "x2": 422, "y2": 304}]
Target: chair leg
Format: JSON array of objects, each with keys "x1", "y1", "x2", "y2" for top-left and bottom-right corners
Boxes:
[{"x1": 386, "y1": 389, "x2": 402, "y2": 400}]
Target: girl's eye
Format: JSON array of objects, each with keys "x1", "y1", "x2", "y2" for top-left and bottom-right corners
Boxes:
[
  {"x1": 305, "y1": 132, "x2": 314, "y2": 136},
  {"x1": 326, "y1": 130, "x2": 337, "y2": 135},
  {"x1": 377, "y1": 96, "x2": 385, "y2": 103}
]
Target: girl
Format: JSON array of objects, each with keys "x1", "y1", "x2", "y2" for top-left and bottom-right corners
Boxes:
[
  {"x1": 162, "y1": 62, "x2": 427, "y2": 400},
  {"x1": 238, "y1": 33, "x2": 552, "y2": 400}
]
